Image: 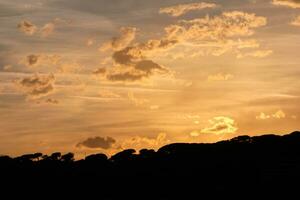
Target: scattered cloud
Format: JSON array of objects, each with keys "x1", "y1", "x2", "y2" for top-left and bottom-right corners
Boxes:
[
  {"x1": 272, "y1": 0, "x2": 300, "y2": 8},
  {"x1": 208, "y1": 73, "x2": 234, "y2": 81},
  {"x1": 18, "y1": 18, "x2": 68, "y2": 37},
  {"x1": 256, "y1": 110, "x2": 286, "y2": 120},
  {"x1": 159, "y1": 2, "x2": 217, "y2": 17},
  {"x1": 15, "y1": 73, "x2": 56, "y2": 99},
  {"x1": 77, "y1": 136, "x2": 116, "y2": 149}
]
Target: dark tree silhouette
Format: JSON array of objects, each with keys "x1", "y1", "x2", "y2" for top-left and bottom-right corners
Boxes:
[{"x1": 1, "y1": 131, "x2": 300, "y2": 198}]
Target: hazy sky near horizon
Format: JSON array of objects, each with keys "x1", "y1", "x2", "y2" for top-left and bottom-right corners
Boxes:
[{"x1": 0, "y1": 0, "x2": 300, "y2": 158}]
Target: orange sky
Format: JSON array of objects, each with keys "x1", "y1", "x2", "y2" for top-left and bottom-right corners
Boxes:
[{"x1": 0, "y1": 0, "x2": 299, "y2": 158}]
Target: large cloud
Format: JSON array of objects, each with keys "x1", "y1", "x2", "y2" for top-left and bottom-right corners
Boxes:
[
  {"x1": 272, "y1": 0, "x2": 300, "y2": 8},
  {"x1": 162, "y1": 11, "x2": 269, "y2": 58},
  {"x1": 96, "y1": 28, "x2": 173, "y2": 82},
  {"x1": 77, "y1": 136, "x2": 116, "y2": 149},
  {"x1": 96, "y1": 11, "x2": 269, "y2": 83},
  {"x1": 16, "y1": 73, "x2": 56, "y2": 99},
  {"x1": 159, "y1": 2, "x2": 217, "y2": 17}
]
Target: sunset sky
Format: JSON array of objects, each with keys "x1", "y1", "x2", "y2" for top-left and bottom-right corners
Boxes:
[{"x1": 0, "y1": 0, "x2": 300, "y2": 158}]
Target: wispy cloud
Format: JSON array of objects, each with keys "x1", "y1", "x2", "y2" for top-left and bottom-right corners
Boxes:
[
  {"x1": 272, "y1": 0, "x2": 300, "y2": 8},
  {"x1": 159, "y1": 2, "x2": 217, "y2": 17}
]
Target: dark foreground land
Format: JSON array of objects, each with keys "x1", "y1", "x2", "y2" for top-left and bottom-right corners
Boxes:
[{"x1": 1, "y1": 131, "x2": 300, "y2": 198}]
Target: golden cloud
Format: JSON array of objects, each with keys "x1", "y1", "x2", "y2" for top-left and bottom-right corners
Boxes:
[
  {"x1": 256, "y1": 110, "x2": 286, "y2": 120},
  {"x1": 272, "y1": 110, "x2": 286, "y2": 119},
  {"x1": 121, "y1": 133, "x2": 169, "y2": 151},
  {"x1": 159, "y1": 2, "x2": 217, "y2": 17},
  {"x1": 272, "y1": 0, "x2": 300, "y2": 8},
  {"x1": 163, "y1": 11, "x2": 270, "y2": 58},
  {"x1": 200, "y1": 116, "x2": 238, "y2": 135}
]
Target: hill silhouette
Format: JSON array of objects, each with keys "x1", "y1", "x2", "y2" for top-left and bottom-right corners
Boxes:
[{"x1": 1, "y1": 131, "x2": 300, "y2": 198}]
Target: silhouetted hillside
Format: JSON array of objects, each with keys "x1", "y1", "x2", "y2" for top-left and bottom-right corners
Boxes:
[{"x1": 1, "y1": 131, "x2": 300, "y2": 198}]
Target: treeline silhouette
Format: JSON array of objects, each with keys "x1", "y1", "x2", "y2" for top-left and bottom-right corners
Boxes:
[{"x1": 1, "y1": 131, "x2": 300, "y2": 198}]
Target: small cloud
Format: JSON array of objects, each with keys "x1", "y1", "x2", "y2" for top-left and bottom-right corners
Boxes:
[
  {"x1": 100, "y1": 27, "x2": 137, "y2": 51},
  {"x1": 86, "y1": 38, "x2": 94, "y2": 46},
  {"x1": 40, "y1": 22, "x2": 55, "y2": 37},
  {"x1": 150, "y1": 105, "x2": 160, "y2": 110},
  {"x1": 290, "y1": 15, "x2": 300, "y2": 26},
  {"x1": 200, "y1": 116, "x2": 238, "y2": 135},
  {"x1": 93, "y1": 67, "x2": 107, "y2": 76},
  {"x1": 24, "y1": 54, "x2": 41, "y2": 67},
  {"x1": 45, "y1": 98, "x2": 59, "y2": 104},
  {"x1": 291, "y1": 115, "x2": 297, "y2": 119},
  {"x1": 256, "y1": 112, "x2": 271, "y2": 120},
  {"x1": 159, "y1": 2, "x2": 217, "y2": 17},
  {"x1": 21, "y1": 54, "x2": 61, "y2": 68},
  {"x1": 272, "y1": 110, "x2": 286, "y2": 119},
  {"x1": 77, "y1": 136, "x2": 116, "y2": 149},
  {"x1": 190, "y1": 130, "x2": 200, "y2": 137},
  {"x1": 15, "y1": 73, "x2": 56, "y2": 99},
  {"x1": 18, "y1": 20, "x2": 38, "y2": 36},
  {"x1": 207, "y1": 73, "x2": 234, "y2": 81}
]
